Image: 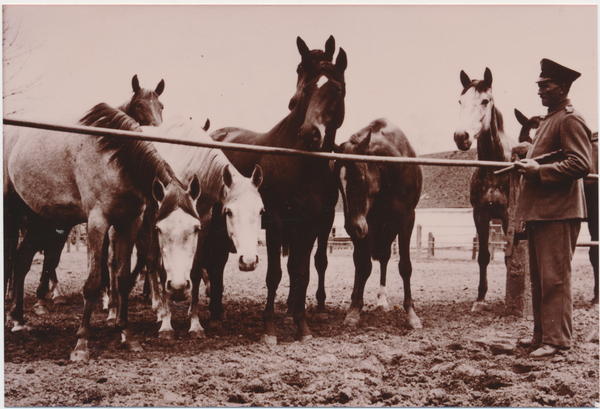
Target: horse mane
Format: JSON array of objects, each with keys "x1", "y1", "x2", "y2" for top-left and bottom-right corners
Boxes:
[
  {"x1": 155, "y1": 187, "x2": 199, "y2": 223},
  {"x1": 79, "y1": 103, "x2": 142, "y2": 131},
  {"x1": 79, "y1": 103, "x2": 178, "y2": 194}
]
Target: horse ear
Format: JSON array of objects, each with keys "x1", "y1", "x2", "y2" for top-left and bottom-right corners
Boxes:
[
  {"x1": 514, "y1": 109, "x2": 528, "y2": 126},
  {"x1": 188, "y1": 175, "x2": 201, "y2": 201},
  {"x1": 155, "y1": 79, "x2": 165, "y2": 96},
  {"x1": 460, "y1": 70, "x2": 471, "y2": 89},
  {"x1": 152, "y1": 178, "x2": 165, "y2": 203},
  {"x1": 484, "y1": 68, "x2": 493, "y2": 88},
  {"x1": 357, "y1": 130, "x2": 371, "y2": 153},
  {"x1": 335, "y1": 48, "x2": 347, "y2": 73},
  {"x1": 203, "y1": 118, "x2": 210, "y2": 132},
  {"x1": 223, "y1": 164, "x2": 233, "y2": 188},
  {"x1": 324, "y1": 35, "x2": 335, "y2": 61},
  {"x1": 132, "y1": 75, "x2": 141, "y2": 94},
  {"x1": 251, "y1": 165, "x2": 263, "y2": 188},
  {"x1": 297, "y1": 36, "x2": 310, "y2": 58}
]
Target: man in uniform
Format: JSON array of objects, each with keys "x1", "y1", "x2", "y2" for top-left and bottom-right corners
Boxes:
[{"x1": 515, "y1": 59, "x2": 593, "y2": 359}]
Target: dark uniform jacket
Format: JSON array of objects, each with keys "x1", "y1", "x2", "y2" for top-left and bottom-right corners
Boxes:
[{"x1": 516, "y1": 99, "x2": 593, "y2": 221}]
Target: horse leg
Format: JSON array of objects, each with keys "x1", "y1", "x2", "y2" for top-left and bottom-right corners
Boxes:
[
  {"x1": 261, "y1": 225, "x2": 283, "y2": 345},
  {"x1": 111, "y1": 216, "x2": 143, "y2": 351},
  {"x1": 397, "y1": 214, "x2": 421, "y2": 329},
  {"x1": 9, "y1": 223, "x2": 47, "y2": 331},
  {"x1": 4, "y1": 199, "x2": 21, "y2": 304},
  {"x1": 344, "y1": 238, "x2": 372, "y2": 326},
  {"x1": 187, "y1": 223, "x2": 211, "y2": 339},
  {"x1": 34, "y1": 230, "x2": 70, "y2": 315},
  {"x1": 288, "y1": 230, "x2": 317, "y2": 342},
  {"x1": 71, "y1": 210, "x2": 109, "y2": 361},
  {"x1": 376, "y1": 250, "x2": 390, "y2": 313},
  {"x1": 314, "y1": 230, "x2": 330, "y2": 318},
  {"x1": 473, "y1": 211, "x2": 491, "y2": 312}
]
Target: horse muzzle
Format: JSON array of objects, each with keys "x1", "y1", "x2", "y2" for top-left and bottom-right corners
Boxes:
[
  {"x1": 453, "y1": 131, "x2": 472, "y2": 151},
  {"x1": 347, "y1": 218, "x2": 368, "y2": 240},
  {"x1": 299, "y1": 126, "x2": 324, "y2": 150},
  {"x1": 165, "y1": 279, "x2": 191, "y2": 301},
  {"x1": 238, "y1": 255, "x2": 259, "y2": 272}
]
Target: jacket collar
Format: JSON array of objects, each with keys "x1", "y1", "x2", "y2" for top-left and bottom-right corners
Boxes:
[{"x1": 545, "y1": 99, "x2": 571, "y2": 118}]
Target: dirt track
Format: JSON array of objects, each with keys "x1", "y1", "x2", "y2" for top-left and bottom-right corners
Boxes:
[{"x1": 4, "y1": 247, "x2": 599, "y2": 407}]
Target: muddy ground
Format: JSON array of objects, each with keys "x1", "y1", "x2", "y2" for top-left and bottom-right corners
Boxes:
[{"x1": 4, "y1": 246, "x2": 599, "y2": 407}]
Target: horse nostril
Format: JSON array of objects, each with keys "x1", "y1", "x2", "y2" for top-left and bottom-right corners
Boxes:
[
  {"x1": 255, "y1": 255, "x2": 259, "y2": 265},
  {"x1": 166, "y1": 280, "x2": 172, "y2": 292},
  {"x1": 185, "y1": 280, "x2": 191, "y2": 291}
]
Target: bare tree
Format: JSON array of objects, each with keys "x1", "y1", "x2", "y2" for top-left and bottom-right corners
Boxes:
[{"x1": 3, "y1": 6, "x2": 43, "y2": 116}]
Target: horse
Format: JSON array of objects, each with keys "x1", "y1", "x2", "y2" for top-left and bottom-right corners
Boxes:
[
  {"x1": 453, "y1": 68, "x2": 517, "y2": 312},
  {"x1": 205, "y1": 38, "x2": 347, "y2": 344},
  {"x1": 3, "y1": 75, "x2": 165, "y2": 317},
  {"x1": 4, "y1": 103, "x2": 180, "y2": 361},
  {"x1": 515, "y1": 109, "x2": 599, "y2": 305},
  {"x1": 144, "y1": 117, "x2": 264, "y2": 339},
  {"x1": 335, "y1": 118, "x2": 423, "y2": 328}
]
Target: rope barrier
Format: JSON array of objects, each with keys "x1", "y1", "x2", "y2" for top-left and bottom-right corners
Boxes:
[{"x1": 4, "y1": 118, "x2": 598, "y2": 178}]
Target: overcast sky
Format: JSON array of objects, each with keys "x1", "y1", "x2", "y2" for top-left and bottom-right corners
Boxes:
[{"x1": 3, "y1": 4, "x2": 597, "y2": 154}]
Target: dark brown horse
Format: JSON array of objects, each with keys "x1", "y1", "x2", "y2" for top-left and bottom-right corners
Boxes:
[
  {"x1": 335, "y1": 118, "x2": 423, "y2": 328},
  {"x1": 204, "y1": 38, "x2": 347, "y2": 344},
  {"x1": 453, "y1": 68, "x2": 516, "y2": 312},
  {"x1": 515, "y1": 109, "x2": 599, "y2": 304},
  {"x1": 4, "y1": 75, "x2": 165, "y2": 317}
]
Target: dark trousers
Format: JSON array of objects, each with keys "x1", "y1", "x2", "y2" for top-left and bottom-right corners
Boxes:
[{"x1": 527, "y1": 219, "x2": 581, "y2": 348}]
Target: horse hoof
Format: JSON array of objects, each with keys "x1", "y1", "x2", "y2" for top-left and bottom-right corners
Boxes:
[
  {"x1": 297, "y1": 334, "x2": 313, "y2": 342},
  {"x1": 471, "y1": 302, "x2": 486, "y2": 313},
  {"x1": 53, "y1": 296, "x2": 67, "y2": 305},
  {"x1": 408, "y1": 318, "x2": 423, "y2": 330},
  {"x1": 375, "y1": 305, "x2": 389, "y2": 313},
  {"x1": 260, "y1": 334, "x2": 277, "y2": 345},
  {"x1": 158, "y1": 330, "x2": 175, "y2": 340},
  {"x1": 11, "y1": 322, "x2": 30, "y2": 332},
  {"x1": 34, "y1": 304, "x2": 49, "y2": 316},
  {"x1": 106, "y1": 318, "x2": 117, "y2": 327},
  {"x1": 120, "y1": 340, "x2": 143, "y2": 352},
  {"x1": 70, "y1": 349, "x2": 90, "y2": 362},
  {"x1": 189, "y1": 330, "x2": 206, "y2": 339}
]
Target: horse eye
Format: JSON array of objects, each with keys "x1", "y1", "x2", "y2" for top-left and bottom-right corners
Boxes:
[
  {"x1": 194, "y1": 225, "x2": 200, "y2": 233},
  {"x1": 224, "y1": 209, "x2": 232, "y2": 217},
  {"x1": 155, "y1": 226, "x2": 162, "y2": 234},
  {"x1": 260, "y1": 208, "x2": 265, "y2": 215},
  {"x1": 482, "y1": 99, "x2": 489, "y2": 105},
  {"x1": 458, "y1": 100, "x2": 462, "y2": 105}
]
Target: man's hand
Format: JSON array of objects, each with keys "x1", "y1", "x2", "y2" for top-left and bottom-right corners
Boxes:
[{"x1": 514, "y1": 159, "x2": 540, "y2": 176}]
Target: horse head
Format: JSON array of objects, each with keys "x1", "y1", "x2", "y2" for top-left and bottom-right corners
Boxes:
[
  {"x1": 221, "y1": 164, "x2": 264, "y2": 272},
  {"x1": 153, "y1": 175, "x2": 201, "y2": 301},
  {"x1": 288, "y1": 35, "x2": 336, "y2": 111},
  {"x1": 336, "y1": 130, "x2": 379, "y2": 239},
  {"x1": 514, "y1": 109, "x2": 541, "y2": 144},
  {"x1": 454, "y1": 68, "x2": 495, "y2": 151},
  {"x1": 295, "y1": 47, "x2": 347, "y2": 151},
  {"x1": 124, "y1": 75, "x2": 165, "y2": 127}
]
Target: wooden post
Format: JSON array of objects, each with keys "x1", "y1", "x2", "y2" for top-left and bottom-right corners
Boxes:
[
  {"x1": 505, "y1": 166, "x2": 532, "y2": 318},
  {"x1": 75, "y1": 225, "x2": 81, "y2": 252},
  {"x1": 416, "y1": 224, "x2": 422, "y2": 261},
  {"x1": 428, "y1": 232, "x2": 435, "y2": 257}
]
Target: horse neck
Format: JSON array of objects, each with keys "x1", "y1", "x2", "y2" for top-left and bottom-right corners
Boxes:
[{"x1": 477, "y1": 104, "x2": 512, "y2": 162}]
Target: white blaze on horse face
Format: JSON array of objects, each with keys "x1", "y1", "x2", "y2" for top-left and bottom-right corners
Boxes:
[
  {"x1": 156, "y1": 208, "x2": 199, "y2": 299},
  {"x1": 224, "y1": 190, "x2": 264, "y2": 272},
  {"x1": 316, "y1": 75, "x2": 329, "y2": 89},
  {"x1": 456, "y1": 87, "x2": 493, "y2": 142}
]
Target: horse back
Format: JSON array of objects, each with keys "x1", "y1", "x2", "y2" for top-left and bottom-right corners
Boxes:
[{"x1": 210, "y1": 127, "x2": 265, "y2": 177}]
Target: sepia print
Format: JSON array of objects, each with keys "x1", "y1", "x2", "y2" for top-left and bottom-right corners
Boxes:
[{"x1": 4, "y1": 4, "x2": 598, "y2": 407}]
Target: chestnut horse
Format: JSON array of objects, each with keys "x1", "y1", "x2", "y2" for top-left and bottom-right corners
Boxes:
[
  {"x1": 205, "y1": 38, "x2": 347, "y2": 344},
  {"x1": 515, "y1": 109, "x2": 599, "y2": 304},
  {"x1": 336, "y1": 118, "x2": 423, "y2": 329},
  {"x1": 453, "y1": 68, "x2": 516, "y2": 312}
]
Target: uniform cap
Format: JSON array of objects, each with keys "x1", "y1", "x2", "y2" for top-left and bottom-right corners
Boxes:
[{"x1": 536, "y1": 58, "x2": 581, "y2": 84}]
